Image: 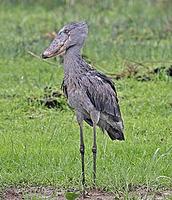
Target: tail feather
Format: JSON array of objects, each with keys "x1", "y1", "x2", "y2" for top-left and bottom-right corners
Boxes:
[
  {"x1": 84, "y1": 114, "x2": 125, "y2": 141},
  {"x1": 98, "y1": 113, "x2": 125, "y2": 141},
  {"x1": 106, "y1": 125, "x2": 125, "y2": 140}
]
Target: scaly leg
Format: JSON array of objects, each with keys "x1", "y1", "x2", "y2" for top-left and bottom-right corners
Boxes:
[
  {"x1": 90, "y1": 111, "x2": 100, "y2": 187},
  {"x1": 92, "y1": 124, "x2": 97, "y2": 187},
  {"x1": 76, "y1": 112, "x2": 86, "y2": 198},
  {"x1": 79, "y1": 123, "x2": 85, "y2": 198}
]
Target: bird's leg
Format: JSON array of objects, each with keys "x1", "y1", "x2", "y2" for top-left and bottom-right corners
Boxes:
[
  {"x1": 79, "y1": 122, "x2": 85, "y2": 197},
  {"x1": 92, "y1": 124, "x2": 97, "y2": 187},
  {"x1": 76, "y1": 113, "x2": 85, "y2": 198},
  {"x1": 90, "y1": 111, "x2": 100, "y2": 187}
]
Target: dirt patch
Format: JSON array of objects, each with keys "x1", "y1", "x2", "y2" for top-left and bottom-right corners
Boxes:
[
  {"x1": 129, "y1": 185, "x2": 172, "y2": 200},
  {"x1": 2, "y1": 186, "x2": 64, "y2": 200},
  {"x1": 1, "y1": 187, "x2": 114, "y2": 200},
  {"x1": 2, "y1": 188, "x2": 22, "y2": 200},
  {"x1": 82, "y1": 189, "x2": 114, "y2": 200},
  {"x1": 1, "y1": 186, "x2": 172, "y2": 200}
]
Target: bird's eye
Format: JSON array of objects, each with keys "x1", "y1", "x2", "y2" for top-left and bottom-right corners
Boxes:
[{"x1": 64, "y1": 29, "x2": 69, "y2": 34}]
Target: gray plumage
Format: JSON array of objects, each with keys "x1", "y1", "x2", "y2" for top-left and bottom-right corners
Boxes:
[
  {"x1": 42, "y1": 21, "x2": 124, "y2": 140},
  {"x1": 62, "y1": 56, "x2": 124, "y2": 140},
  {"x1": 42, "y1": 21, "x2": 124, "y2": 196}
]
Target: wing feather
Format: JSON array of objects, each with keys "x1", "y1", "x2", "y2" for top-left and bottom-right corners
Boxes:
[{"x1": 83, "y1": 70, "x2": 123, "y2": 125}]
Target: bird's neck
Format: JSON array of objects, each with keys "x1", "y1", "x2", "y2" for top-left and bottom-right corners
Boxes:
[{"x1": 63, "y1": 45, "x2": 82, "y2": 75}]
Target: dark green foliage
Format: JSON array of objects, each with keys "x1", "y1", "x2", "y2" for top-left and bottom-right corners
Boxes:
[{"x1": 28, "y1": 86, "x2": 68, "y2": 110}]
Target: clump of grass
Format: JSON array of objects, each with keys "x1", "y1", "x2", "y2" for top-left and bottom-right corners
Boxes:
[{"x1": 28, "y1": 86, "x2": 68, "y2": 110}]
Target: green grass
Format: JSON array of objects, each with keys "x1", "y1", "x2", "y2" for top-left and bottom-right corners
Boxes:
[{"x1": 0, "y1": 0, "x2": 172, "y2": 198}]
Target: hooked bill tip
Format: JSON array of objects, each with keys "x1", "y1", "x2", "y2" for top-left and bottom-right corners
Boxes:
[{"x1": 41, "y1": 53, "x2": 48, "y2": 59}]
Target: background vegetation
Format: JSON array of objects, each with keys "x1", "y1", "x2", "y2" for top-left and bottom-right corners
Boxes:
[{"x1": 0, "y1": 0, "x2": 172, "y2": 199}]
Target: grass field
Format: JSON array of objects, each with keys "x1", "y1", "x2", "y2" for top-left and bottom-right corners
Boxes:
[{"x1": 0, "y1": 0, "x2": 172, "y2": 199}]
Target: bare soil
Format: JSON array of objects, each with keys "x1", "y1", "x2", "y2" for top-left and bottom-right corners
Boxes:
[{"x1": 1, "y1": 186, "x2": 172, "y2": 200}]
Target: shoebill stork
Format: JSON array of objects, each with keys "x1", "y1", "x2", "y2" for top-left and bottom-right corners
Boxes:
[{"x1": 42, "y1": 21, "x2": 124, "y2": 197}]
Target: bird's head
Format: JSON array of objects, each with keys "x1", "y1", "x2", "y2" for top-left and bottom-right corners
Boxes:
[{"x1": 42, "y1": 21, "x2": 88, "y2": 59}]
